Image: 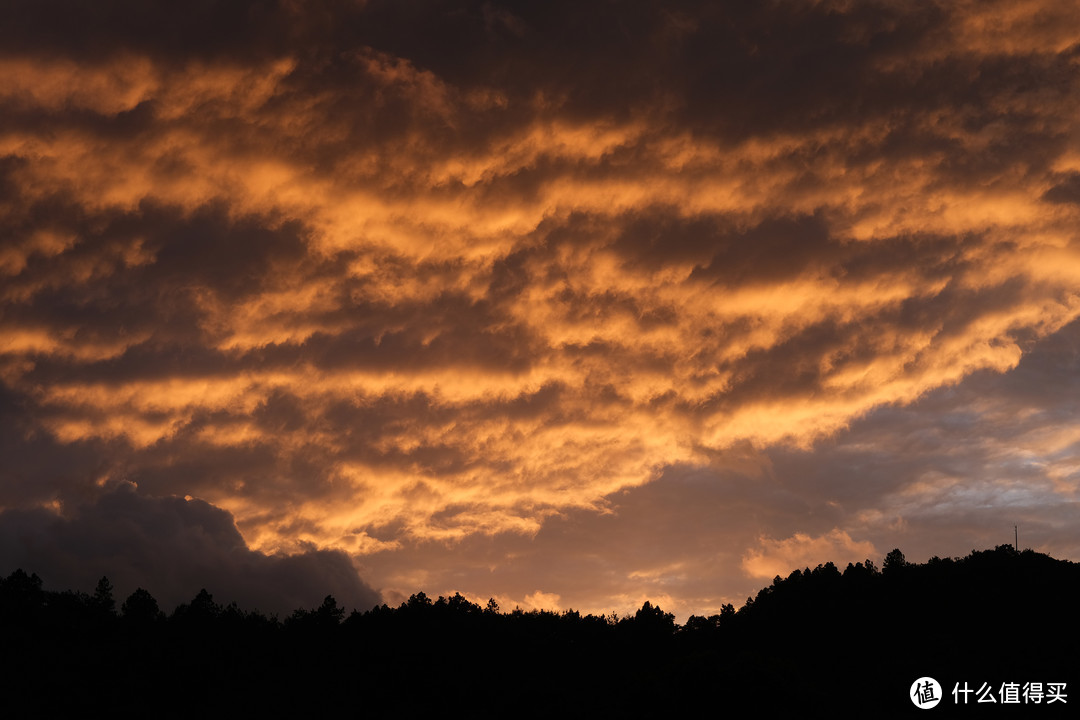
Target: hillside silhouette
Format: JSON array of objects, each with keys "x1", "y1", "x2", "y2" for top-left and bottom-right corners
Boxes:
[{"x1": 1, "y1": 545, "x2": 1076, "y2": 716}]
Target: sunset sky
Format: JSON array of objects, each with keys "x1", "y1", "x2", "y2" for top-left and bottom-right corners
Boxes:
[{"x1": 3, "y1": 0, "x2": 1080, "y2": 619}]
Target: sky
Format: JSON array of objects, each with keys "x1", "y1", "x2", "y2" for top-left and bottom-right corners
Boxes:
[{"x1": 2, "y1": 0, "x2": 1080, "y2": 619}]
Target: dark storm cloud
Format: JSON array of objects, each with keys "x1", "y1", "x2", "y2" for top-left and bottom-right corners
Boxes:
[{"x1": 0, "y1": 483, "x2": 381, "y2": 615}]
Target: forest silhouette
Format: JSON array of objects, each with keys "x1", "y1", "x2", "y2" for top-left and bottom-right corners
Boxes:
[{"x1": 1, "y1": 545, "x2": 1076, "y2": 716}]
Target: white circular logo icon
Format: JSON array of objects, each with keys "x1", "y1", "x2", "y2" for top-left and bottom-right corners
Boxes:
[{"x1": 911, "y1": 677, "x2": 942, "y2": 709}]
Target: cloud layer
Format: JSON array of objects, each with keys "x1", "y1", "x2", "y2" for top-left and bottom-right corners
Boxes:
[
  {"x1": 0, "y1": 483, "x2": 380, "y2": 614},
  {"x1": 2, "y1": 0, "x2": 1080, "y2": 615}
]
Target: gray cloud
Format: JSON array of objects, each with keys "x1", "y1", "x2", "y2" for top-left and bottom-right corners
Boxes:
[{"x1": 0, "y1": 483, "x2": 381, "y2": 615}]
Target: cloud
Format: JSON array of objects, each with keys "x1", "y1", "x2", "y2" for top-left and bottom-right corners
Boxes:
[
  {"x1": 769, "y1": 316, "x2": 1080, "y2": 564},
  {"x1": 1, "y1": 0, "x2": 1080, "y2": 614},
  {"x1": 0, "y1": 483, "x2": 381, "y2": 615},
  {"x1": 522, "y1": 591, "x2": 561, "y2": 612},
  {"x1": 741, "y1": 529, "x2": 877, "y2": 580}
]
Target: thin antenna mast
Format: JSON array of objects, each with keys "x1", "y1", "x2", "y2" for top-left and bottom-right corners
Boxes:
[{"x1": 1015, "y1": 525, "x2": 1018, "y2": 552}]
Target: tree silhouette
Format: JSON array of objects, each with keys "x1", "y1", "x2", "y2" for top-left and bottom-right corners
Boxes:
[
  {"x1": 121, "y1": 587, "x2": 161, "y2": 624},
  {"x1": 174, "y1": 588, "x2": 222, "y2": 627},
  {"x1": 882, "y1": 548, "x2": 907, "y2": 575},
  {"x1": 0, "y1": 569, "x2": 45, "y2": 625},
  {"x1": 404, "y1": 591, "x2": 432, "y2": 612},
  {"x1": 92, "y1": 576, "x2": 116, "y2": 615},
  {"x1": 623, "y1": 600, "x2": 675, "y2": 640},
  {"x1": 3, "y1": 544, "x2": 1078, "y2": 717},
  {"x1": 289, "y1": 594, "x2": 345, "y2": 628}
]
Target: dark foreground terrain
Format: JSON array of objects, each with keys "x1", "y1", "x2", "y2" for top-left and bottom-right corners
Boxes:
[{"x1": 2, "y1": 545, "x2": 1076, "y2": 716}]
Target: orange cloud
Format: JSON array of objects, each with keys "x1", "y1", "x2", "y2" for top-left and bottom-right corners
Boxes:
[
  {"x1": 3, "y1": 0, "x2": 1080, "y2": 617},
  {"x1": 742, "y1": 529, "x2": 877, "y2": 580}
]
